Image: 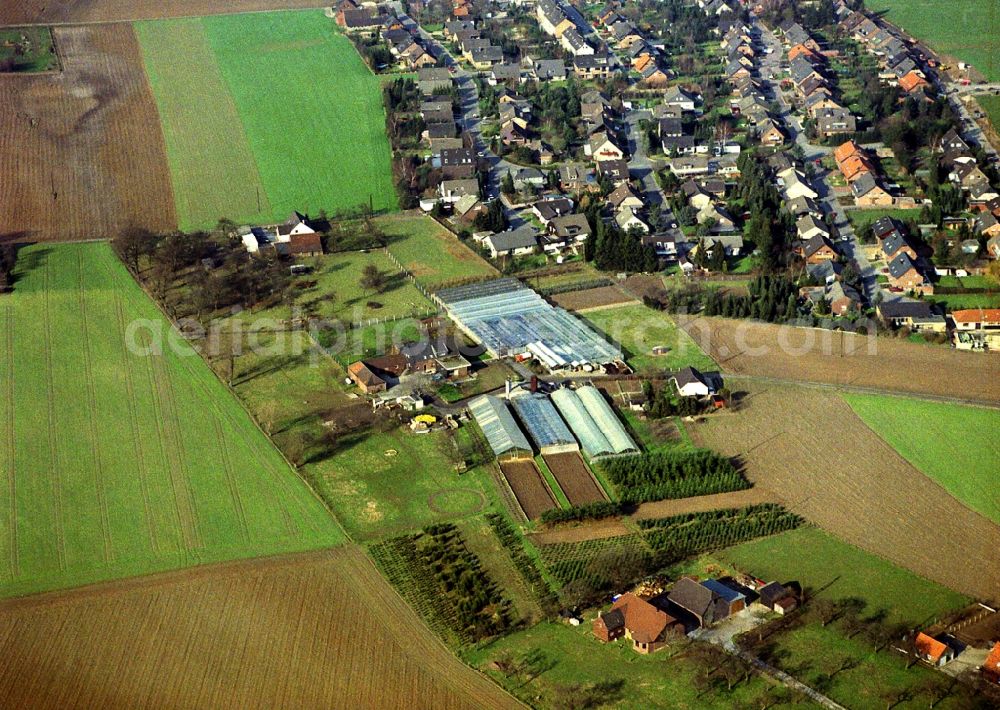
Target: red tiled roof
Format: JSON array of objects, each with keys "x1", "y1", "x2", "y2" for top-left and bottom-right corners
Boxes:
[
  {"x1": 985, "y1": 642, "x2": 1000, "y2": 675},
  {"x1": 610, "y1": 593, "x2": 673, "y2": 644},
  {"x1": 951, "y1": 308, "x2": 1000, "y2": 325},
  {"x1": 914, "y1": 632, "x2": 948, "y2": 663}
]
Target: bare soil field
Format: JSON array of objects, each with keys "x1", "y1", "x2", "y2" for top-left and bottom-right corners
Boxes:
[
  {"x1": 549, "y1": 286, "x2": 636, "y2": 312},
  {"x1": 0, "y1": 0, "x2": 326, "y2": 24},
  {"x1": 528, "y1": 519, "x2": 632, "y2": 545},
  {"x1": 680, "y1": 316, "x2": 1000, "y2": 404},
  {"x1": 633, "y1": 487, "x2": 778, "y2": 520},
  {"x1": 0, "y1": 24, "x2": 175, "y2": 243},
  {"x1": 499, "y1": 460, "x2": 557, "y2": 520},
  {"x1": 542, "y1": 453, "x2": 607, "y2": 507},
  {"x1": 689, "y1": 382, "x2": 1000, "y2": 602},
  {"x1": 0, "y1": 546, "x2": 519, "y2": 709}
]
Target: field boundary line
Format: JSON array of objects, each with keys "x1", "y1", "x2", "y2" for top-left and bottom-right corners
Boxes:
[
  {"x1": 213, "y1": 418, "x2": 250, "y2": 545},
  {"x1": 77, "y1": 250, "x2": 113, "y2": 564},
  {"x1": 151, "y1": 353, "x2": 204, "y2": 552},
  {"x1": 3, "y1": 305, "x2": 17, "y2": 579},
  {"x1": 141, "y1": 340, "x2": 198, "y2": 553},
  {"x1": 42, "y1": 254, "x2": 67, "y2": 571},
  {"x1": 120, "y1": 269, "x2": 349, "y2": 542},
  {"x1": 112, "y1": 287, "x2": 161, "y2": 555}
]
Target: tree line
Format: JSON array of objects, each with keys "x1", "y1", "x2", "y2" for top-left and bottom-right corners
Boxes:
[{"x1": 599, "y1": 450, "x2": 748, "y2": 504}]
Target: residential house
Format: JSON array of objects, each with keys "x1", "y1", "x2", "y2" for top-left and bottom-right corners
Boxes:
[
  {"x1": 887, "y1": 252, "x2": 931, "y2": 293},
  {"x1": 780, "y1": 170, "x2": 819, "y2": 200},
  {"x1": 672, "y1": 367, "x2": 713, "y2": 397},
  {"x1": 510, "y1": 167, "x2": 546, "y2": 192},
  {"x1": 439, "y1": 178, "x2": 480, "y2": 204},
  {"x1": 559, "y1": 163, "x2": 598, "y2": 192},
  {"x1": 532, "y1": 197, "x2": 574, "y2": 224},
  {"x1": 593, "y1": 593, "x2": 683, "y2": 654},
  {"x1": 951, "y1": 308, "x2": 1000, "y2": 351},
  {"x1": 701, "y1": 579, "x2": 746, "y2": 617},
  {"x1": 347, "y1": 361, "x2": 388, "y2": 394},
  {"x1": 876, "y1": 300, "x2": 943, "y2": 331},
  {"x1": 574, "y1": 53, "x2": 614, "y2": 80},
  {"x1": 851, "y1": 173, "x2": 893, "y2": 207},
  {"x1": 759, "y1": 119, "x2": 785, "y2": 146},
  {"x1": 796, "y1": 214, "x2": 830, "y2": 241},
  {"x1": 547, "y1": 213, "x2": 591, "y2": 247},
  {"x1": 589, "y1": 132, "x2": 626, "y2": 162},
  {"x1": 664, "y1": 85, "x2": 697, "y2": 112},
  {"x1": 815, "y1": 108, "x2": 857, "y2": 137},
  {"x1": 983, "y1": 642, "x2": 1000, "y2": 684},
  {"x1": 418, "y1": 67, "x2": 452, "y2": 96},
  {"x1": 798, "y1": 234, "x2": 837, "y2": 264},
  {"x1": 440, "y1": 148, "x2": 477, "y2": 179},
  {"x1": 881, "y1": 229, "x2": 918, "y2": 260},
  {"x1": 485, "y1": 225, "x2": 538, "y2": 258},
  {"x1": 616, "y1": 205, "x2": 649, "y2": 234},
  {"x1": 914, "y1": 633, "x2": 956, "y2": 667},
  {"x1": 286, "y1": 232, "x2": 324, "y2": 258},
  {"x1": 275, "y1": 212, "x2": 317, "y2": 241},
  {"x1": 607, "y1": 183, "x2": 643, "y2": 212}
]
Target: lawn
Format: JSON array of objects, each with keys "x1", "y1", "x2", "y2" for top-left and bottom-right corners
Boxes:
[
  {"x1": 137, "y1": 11, "x2": 396, "y2": 231},
  {"x1": 582, "y1": 304, "x2": 717, "y2": 373},
  {"x1": 928, "y1": 291, "x2": 1000, "y2": 311},
  {"x1": 764, "y1": 623, "x2": 971, "y2": 710},
  {"x1": 843, "y1": 394, "x2": 1000, "y2": 524},
  {"x1": 979, "y1": 93, "x2": 1000, "y2": 134},
  {"x1": 0, "y1": 27, "x2": 57, "y2": 72},
  {"x1": 845, "y1": 207, "x2": 922, "y2": 231},
  {"x1": 0, "y1": 243, "x2": 343, "y2": 598},
  {"x1": 717, "y1": 527, "x2": 968, "y2": 625},
  {"x1": 866, "y1": 0, "x2": 999, "y2": 81},
  {"x1": 305, "y1": 428, "x2": 495, "y2": 540},
  {"x1": 224, "y1": 249, "x2": 436, "y2": 328},
  {"x1": 376, "y1": 212, "x2": 498, "y2": 290},
  {"x1": 463, "y1": 621, "x2": 795, "y2": 709}
]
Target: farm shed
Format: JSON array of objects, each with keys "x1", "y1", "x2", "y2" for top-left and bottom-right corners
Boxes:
[
  {"x1": 575, "y1": 385, "x2": 637, "y2": 455},
  {"x1": 467, "y1": 395, "x2": 532, "y2": 460},
  {"x1": 550, "y1": 387, "x2": 615, "y2": 457},
  {"x1": 437, "y1": 279, "x2": 622, "y2": 371},
  {"x1": 509, "y1": 393, "x2": 579, "y2": 455}
]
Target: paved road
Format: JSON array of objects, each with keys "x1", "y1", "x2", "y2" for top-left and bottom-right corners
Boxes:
[
  {"x1": 408, "y1": 18, "x2": 517, "y2": 200},
  {"x1": 756, "y1": 20, "x2": 880, "y2": 304},
  {"x1": 624, "y1": 109, "x2": 665, "y2": 207}
]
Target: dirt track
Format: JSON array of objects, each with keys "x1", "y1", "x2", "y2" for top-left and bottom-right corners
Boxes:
[
  {"x1": 0, "y1": 24, "x2": 176, "y2": 243},
  {"x1": 0, "y1": 0, "x2": 326, "y2": 25},
  {"x1": 680, "y1": 317, "x2": 1000, "y2": 404},
  {"x1": 690, "y1": 382, "x2": 1000, "y2": 603},
  {"x1": 0, "y1": 546, "x2": 520, "y2": 709}
]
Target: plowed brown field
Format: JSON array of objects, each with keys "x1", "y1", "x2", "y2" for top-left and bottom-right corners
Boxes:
[
  {"x1": 543, "y1": 452, "x2": 607, "y2": 506},
  {"x1": 0, "y1": 24, "x2": 175, "y2": 243},
  {"x1": 689, "y1": 382, "x2": 1000, "y2": 602},
  {"x1": 679, "y1": 316, "x2": 1000, "y2": 404},
  {"x1": 499, "y1": 460, "x2": 557, "y2": 520},
  {"x1": 0, "y1": 546, "x2": 520, "y2": 709},
  {"x1": 0, "y1": 0, "x2": 325, "y2": 24},
  {"x1": 550, "y1": 286, "x2": 637, "y2": 312}
]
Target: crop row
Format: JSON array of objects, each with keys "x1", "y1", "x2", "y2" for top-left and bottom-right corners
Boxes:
[{"x1": 599, "y1": 450, "x2": 748, "y2": 504}]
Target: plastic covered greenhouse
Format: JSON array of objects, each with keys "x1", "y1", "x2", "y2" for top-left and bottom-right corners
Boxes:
[
  {"x1": 574, "y1": 385, "x2": 637, "y2": 455},
  {"x1": 550, "y1": 387, "x2": 616, "y2": 457},
  {"x1": 509, "y1": 393, "x2": 578, "y2": 454},
  {"x1": 467, "y1": 395, "x2": 532, "y2": 459}
]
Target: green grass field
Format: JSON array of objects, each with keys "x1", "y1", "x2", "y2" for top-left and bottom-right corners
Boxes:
[
  {"x1": 846, "y1": 207, "x2": 922, "y2": 231},
  {"x1": 0, "y1": 27, "x2": 57, "y2": 72},
  {"x1": 844, "y1": 395, "x2": 1000, "y2": 524},
  {"x1": 463, "y1": 621, "x2": 793, "y2": 709},
  {"x1": 582, "y1": 304, "x2": 717, "y2": 373},
  {"x1": 226, "y1": 249, "x2": 435, "y2": 328},
  {"x1": 376, "y1": 213, "x2": 498, "y2": 290},
  {"x1": 717, "y1": 527, "x2": 967, "y2": 625},
  {"x1": 306, "y1": 429, "x2": 494, "y2": 541},
  {"x1": 0, "y1": 244, "x2": 343, "y2": 598},
  {"x1": 867, "y1": 0, "x2": 999, "y2": 81},
  {"x1": 137, "y1": 11, "x2": 396, "y2": 231},
  {"x1": 979, "y1": 93, "x2": 1000, "y2": 133}
]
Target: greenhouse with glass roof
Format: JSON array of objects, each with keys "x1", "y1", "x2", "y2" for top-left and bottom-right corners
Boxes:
[
  {"x1": 509, "y1": 393, "x2": 579, "y2": 455},
  {"x1": 436, "y1": 279, "x2": 622, "y2": 372},
  {"x1": 573, "y1": 385, "x2": 638, "y2": 456},
  {"x1": 550, "y1": 387, "x2": 616, "y2": 458},
  {"x1": 467, "y1": 395, "x2": 532, "y2": 460}
]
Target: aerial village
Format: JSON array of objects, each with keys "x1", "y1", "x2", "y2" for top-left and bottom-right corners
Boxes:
[{"x1": 208, "y1": 0, "x2": 1000, "y2": 698}]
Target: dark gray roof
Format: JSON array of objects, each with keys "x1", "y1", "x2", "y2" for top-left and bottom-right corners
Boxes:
[
  {"x1": 887, "y1": 252, "x2": 918, "y2": 279},
  {"x1": 673, "y1": 366, "x2": 707, "y2": 388},
  {"x1": 487, "y1": 225, "x2": 538, "y2": 252},
  {"x1": 877, "y1": 299, "x2": 934, "y2": 319},
  {"x1": 600, "y1": 607, "x2": 625, "y2": 631},
  {"x1": 758, "y1": 581, "x2": 788, "y2": 607}
]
